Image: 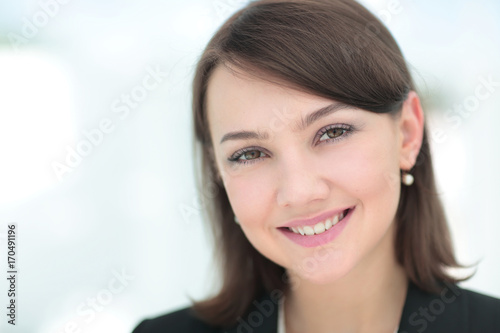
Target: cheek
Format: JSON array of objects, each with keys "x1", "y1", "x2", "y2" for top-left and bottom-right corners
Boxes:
[
  {"x1": 223, "y1": 172, "x2": 281, "y2": 260},
  {"x1": 324, "y1": 136, "x2": 401, "y2": 212},
  {"x1": 224, "y1": 171, "x2": 275, "y2": 225}
]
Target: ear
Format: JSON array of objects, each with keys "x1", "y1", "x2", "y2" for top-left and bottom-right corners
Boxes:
[{"x1": 398, "y1": 91, "x2": 425, "y2": 170}]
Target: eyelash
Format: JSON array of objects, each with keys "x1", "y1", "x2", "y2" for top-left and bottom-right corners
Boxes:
[{"x1": 228, "y1": 123, "x2": 355, "y2": 165}]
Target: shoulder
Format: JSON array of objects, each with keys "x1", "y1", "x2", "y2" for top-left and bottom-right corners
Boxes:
[
  {"x1": 132, "y1": 292, "x2": 280, "y2": 333},
  {"x1": 460, "y1": 286, "x2": 500, "y2": 323},
  {"x1": 132, "y1": 307, "x2": 220, "y2": 333},
  {"x1": 400, "y1": 281, "x2": 500, "y2": 333}
]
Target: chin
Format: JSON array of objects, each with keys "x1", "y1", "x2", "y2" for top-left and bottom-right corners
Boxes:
[{"x1": 288, "y1": 251, "x2": 356, "y2": 286}]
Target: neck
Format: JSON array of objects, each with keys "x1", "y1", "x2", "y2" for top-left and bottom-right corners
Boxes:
[{"x1": 283, "y1": 223, "x2": 408, "y2": 333}]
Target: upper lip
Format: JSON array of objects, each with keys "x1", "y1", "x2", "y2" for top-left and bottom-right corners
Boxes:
[{"x1": 280, "y1": 206, "x2": 354, "y2": 228}]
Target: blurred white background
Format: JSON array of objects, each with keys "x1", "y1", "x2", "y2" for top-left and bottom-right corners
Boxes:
[{"x1": 0, "y1": 0, "x2": 499, "y2": 332}]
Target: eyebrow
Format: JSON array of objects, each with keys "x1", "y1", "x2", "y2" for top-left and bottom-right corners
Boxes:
[{"x1": 219, "y1": 102, "x2": 352, "y2": 144}]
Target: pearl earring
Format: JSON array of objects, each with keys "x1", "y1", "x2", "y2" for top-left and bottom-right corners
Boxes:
[
  {"x1": 402, "y1": 171, "x2": 414, "y2": 186},
  {"x1": 234, "y1": 215, "x2": 240, "y2": 224}
]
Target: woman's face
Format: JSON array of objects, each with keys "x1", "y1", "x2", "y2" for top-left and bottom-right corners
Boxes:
[{"x1": 206, "y1": 66, "x2": 412, "y2": 284}]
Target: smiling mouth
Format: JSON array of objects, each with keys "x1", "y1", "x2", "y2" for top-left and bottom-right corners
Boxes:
[{"x1": 280, "y1": 208, "x2": 351, "y2": 236}]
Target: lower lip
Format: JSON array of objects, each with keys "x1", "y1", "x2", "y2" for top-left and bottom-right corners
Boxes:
[{"x1": 278, "y1": 207, "x2": 354, "y2": 248}]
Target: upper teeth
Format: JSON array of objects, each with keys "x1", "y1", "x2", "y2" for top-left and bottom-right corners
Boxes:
[{"x1": 289, "y1": 211, "x2": 346, "y2": 236}]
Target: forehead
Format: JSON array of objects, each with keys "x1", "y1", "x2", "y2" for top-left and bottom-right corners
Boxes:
[{"x1": 206, "y1": 66, "x2": 337, "y2": 135}]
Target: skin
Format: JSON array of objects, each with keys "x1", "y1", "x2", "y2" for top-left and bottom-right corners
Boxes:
[{"x1": 206, "y1": 65, "x2": 424, "y2": 333}]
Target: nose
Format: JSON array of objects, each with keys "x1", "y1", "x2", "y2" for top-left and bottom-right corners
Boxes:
[{"x1": 275, "y1": 153, "x2": 330, "y2": 208}]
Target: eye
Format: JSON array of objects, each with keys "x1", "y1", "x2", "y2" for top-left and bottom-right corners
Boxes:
[
  {"x1": 228, "y1": 146, "x2": 269, "y2": 165},
  {"x1": 316, "y1": 124, "x2": 353, "y2": 145},
  {"x1": 319, "y1": 128, "x2": 345, "y2": 141},
  {"x1": 228, "y1": 124, "x2": 354, "y2": 165},
  {"x1": 240, "y1": 150, "x2": 264, "y2": 160}
]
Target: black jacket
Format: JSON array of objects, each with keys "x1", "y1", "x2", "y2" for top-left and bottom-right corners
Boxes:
[{"x1": 132, "y1": 281, "x2": 500, "y2": 332}]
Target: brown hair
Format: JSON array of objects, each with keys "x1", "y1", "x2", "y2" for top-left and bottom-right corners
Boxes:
[{"x1": 191, "y1": 0, "x2": 469, "y2": 327}]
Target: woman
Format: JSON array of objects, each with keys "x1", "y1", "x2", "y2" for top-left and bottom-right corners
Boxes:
[{"x1": 133, "y1": 0, "x2": 500, "y2": 332}]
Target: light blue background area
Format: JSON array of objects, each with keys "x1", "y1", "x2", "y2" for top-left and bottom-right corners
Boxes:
[{"x1": 0, "y1": 0, "x2": 499, "y2": 332}]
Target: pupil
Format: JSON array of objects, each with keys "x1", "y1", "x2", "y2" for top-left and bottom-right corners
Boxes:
[
  {"x1": 327, "y1": 128, "x2": 342, "y2": 138},
  {"x1": 244, "y1": 151, "x2": 258, "y2": 159}
]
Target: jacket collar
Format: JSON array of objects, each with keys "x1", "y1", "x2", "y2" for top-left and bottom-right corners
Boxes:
[
  {"x1": 225, "y1": 280, "x2": 466, "y2": 333},
  {"x1": 398, "y1": 280, "x2": 466, "y2": 332}
]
